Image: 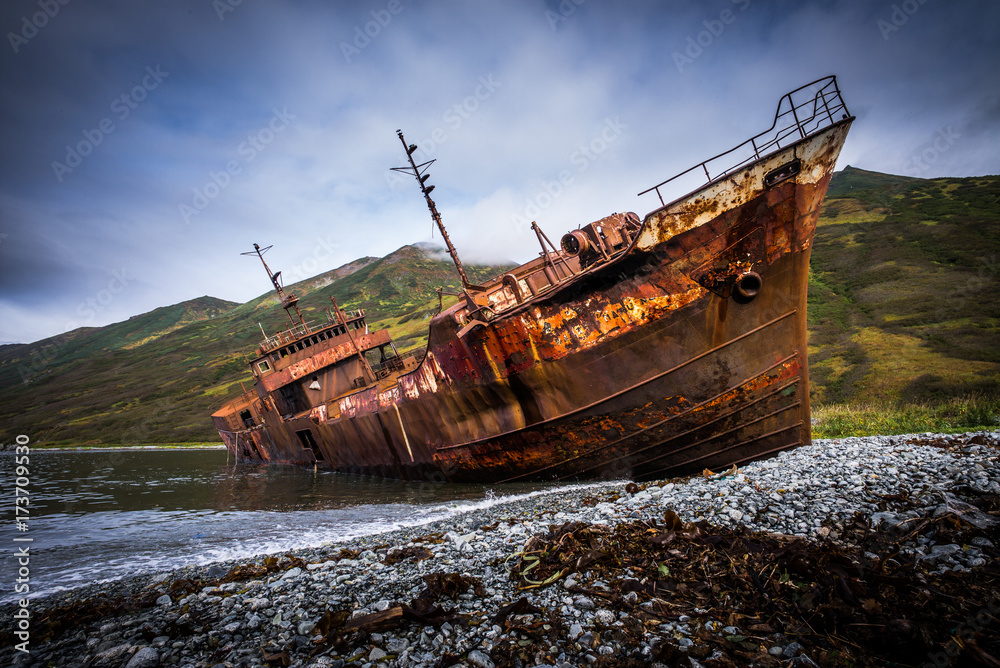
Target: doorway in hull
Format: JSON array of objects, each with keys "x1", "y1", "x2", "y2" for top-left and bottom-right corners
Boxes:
[
  {"x1": 295, "y1": 429, "x2": 324, "y2": 461},
  {"x1": 279, "y1": 384, "x2": 309, "y2": 414}
]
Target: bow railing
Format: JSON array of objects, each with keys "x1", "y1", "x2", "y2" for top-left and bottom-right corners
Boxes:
[{"x1": 638, "y1": 76, "x2": 851, "y2": 207}]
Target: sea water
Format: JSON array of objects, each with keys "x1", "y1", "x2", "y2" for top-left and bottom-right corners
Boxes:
[{"x1": 0, "y1": 448, "x2": 562, "y2": 603}]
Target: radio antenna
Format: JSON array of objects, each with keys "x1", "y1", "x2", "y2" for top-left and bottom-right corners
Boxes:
[
  {"x1": 391, "y1": 130, "x2": 470, "y2": 288},
  {"x1": 242, "y1": 243, "x2": 306, "y2": 328}
]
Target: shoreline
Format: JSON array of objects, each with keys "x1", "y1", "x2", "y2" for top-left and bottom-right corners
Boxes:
[
  {"x1": 0, "y1": 444, "x2": 227, "y2": 453},
  {"x1": 3, "y1": 431, "x2": 998, "y2": 667}
]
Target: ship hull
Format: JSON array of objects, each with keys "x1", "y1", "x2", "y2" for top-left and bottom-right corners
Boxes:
[{"x1": 215, "y1": 112, "x2": 852, "y2": 483}]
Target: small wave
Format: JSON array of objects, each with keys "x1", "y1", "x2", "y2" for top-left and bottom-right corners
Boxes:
[{"x1": 2, "y1": 481, "x2": 609, "y2": 603}]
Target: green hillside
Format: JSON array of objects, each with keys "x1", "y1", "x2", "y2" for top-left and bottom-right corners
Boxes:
[
  {"x1": 0, "y1": 296, "x2": 240, "y2": 388},
  {"x1": 0, "y1": 168, "x2": 997, "y2": 446},
  {"x1": 808, "y1": 167, "x2": 1000, "y2": 405},
  {"x1": 823, "y1": 165, "x2": 921, "y2": 199},
  {"x1": 0, "y1": 246, "x2": 513, "y2": 445}
]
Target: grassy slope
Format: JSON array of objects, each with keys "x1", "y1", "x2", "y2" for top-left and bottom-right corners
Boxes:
[
  {"x1": 0, "y1": 246, "x2": 513, "y2": 445},
  {"x1": 1, "y1": 168, "x2": 997, "y2": 445},
  {"x1": 807, "y1": 167, "x2": 1000, "y2": 406}
]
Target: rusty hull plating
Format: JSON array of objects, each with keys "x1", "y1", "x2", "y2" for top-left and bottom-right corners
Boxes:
[{"x1": 212, "y1": 76, "x2": 854, "y2": 483}]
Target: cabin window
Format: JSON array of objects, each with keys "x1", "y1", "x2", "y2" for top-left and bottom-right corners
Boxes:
[
  {"x1": 239, "y1": 409, "x2": 254, "y2": 428},
  {"x1": 295, "y1": 429, "x2": 324, "y2": 461},
  {"x1": 278, "y1": 384, "x2": 308, "y2": 414},
  {"x1": 257, "y1": 360, "x2": 271, "y2": 373}
]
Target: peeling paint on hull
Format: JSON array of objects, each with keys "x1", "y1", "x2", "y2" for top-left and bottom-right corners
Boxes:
[{"x1": 213, "y1": 81, "x2": 853, "y2": 484}]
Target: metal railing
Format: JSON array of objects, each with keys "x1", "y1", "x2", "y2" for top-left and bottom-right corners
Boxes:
[
  {"x1": 638, "y1": 76, "x2": 851, "y2": 207},
  {"x1": 258, "y1": 308, "x2": 369, "y2": 352},
  {"x1": 370, "y1": 355, "x2": 406, "y2": 379},
  {"x1": 259, "y1": 321, "x2": 316, "y2": 352}
]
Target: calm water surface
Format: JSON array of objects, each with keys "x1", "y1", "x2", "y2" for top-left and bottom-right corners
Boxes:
[{"x1": 1, "y1": 449, "x2": 573, "y2": 603}]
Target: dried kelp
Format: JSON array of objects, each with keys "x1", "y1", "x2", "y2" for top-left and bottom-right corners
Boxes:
[
  {"x1": 307, "y1": 571, "x2": 484, "y2": 658},
  {"x1": 383, "y1": 545, "x2": 434, "y2": 565},
  {"x1": 506, "y1": 505, "x2": 1000, "y2": 667}
]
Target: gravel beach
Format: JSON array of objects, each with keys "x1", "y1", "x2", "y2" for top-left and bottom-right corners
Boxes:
[{"x1": 3, "y1": 431, "x2": 999, "y2": 668}]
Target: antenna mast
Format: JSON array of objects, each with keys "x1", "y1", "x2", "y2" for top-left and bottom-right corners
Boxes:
[
  {"x1": 391, "y1": 130, "x2": 470, "y2": 289},
  {"x1": 242, "y1": 243, "x2": 306, "y2": 328}
]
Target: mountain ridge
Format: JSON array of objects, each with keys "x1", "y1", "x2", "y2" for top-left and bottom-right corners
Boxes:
[{"x1": 1, "y1": 169, "x2": 997, "y2": 444}]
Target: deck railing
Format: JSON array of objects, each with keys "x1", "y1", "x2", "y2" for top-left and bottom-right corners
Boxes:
[
  {"x1": 638, "y1": 76, "x2": 851, "y2": 207},
  {"x1": 258, "y1": 308, "x2": 369, "y2": 353},
  {"x1": 258, "y1": 321, "x2": 315, "y2": 352}
]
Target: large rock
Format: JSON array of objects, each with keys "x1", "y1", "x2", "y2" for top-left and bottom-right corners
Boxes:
[{"x1": 125, "y1": 646, "x2": 159, "y2": 668}]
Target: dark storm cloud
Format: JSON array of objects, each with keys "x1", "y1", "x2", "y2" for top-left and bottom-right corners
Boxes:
[{"x1": 1, "y1": 0, "x2": 997, "y2": 343}]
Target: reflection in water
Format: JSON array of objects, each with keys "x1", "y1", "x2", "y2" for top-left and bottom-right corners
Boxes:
[{"x1": 0, "y1": 449, "x2": 564, "y2": 602}]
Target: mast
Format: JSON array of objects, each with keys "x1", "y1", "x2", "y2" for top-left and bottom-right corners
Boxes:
[
  {"x1": 391, "y1": 130, "x2": 470, "y2": 289},
  {"x1": 329, "y1": 296, "x2": 375, "y2": 384},
  {"x1": 242, "y1": 243, "x2": 306, "y2": 328}
]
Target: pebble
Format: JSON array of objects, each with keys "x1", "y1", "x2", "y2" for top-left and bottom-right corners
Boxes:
[
  {"x1": 123, "y1": 647, "x2": 159, "y2": 668},
  {"x1": 467, "y1": 649, "x2": 495, "y2": 668},
  {"x1": 3, "y1": 430, "x2": 997, "y2": 668}
]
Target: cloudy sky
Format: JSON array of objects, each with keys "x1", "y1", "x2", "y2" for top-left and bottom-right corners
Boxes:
[{"x1": 1, "y1": 0, "x2": 997, "y2": 344}]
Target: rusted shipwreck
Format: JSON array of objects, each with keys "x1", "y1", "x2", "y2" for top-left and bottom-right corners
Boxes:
[{"x1": 212, "y1": 76, "x2": 853, "y2": 483}]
